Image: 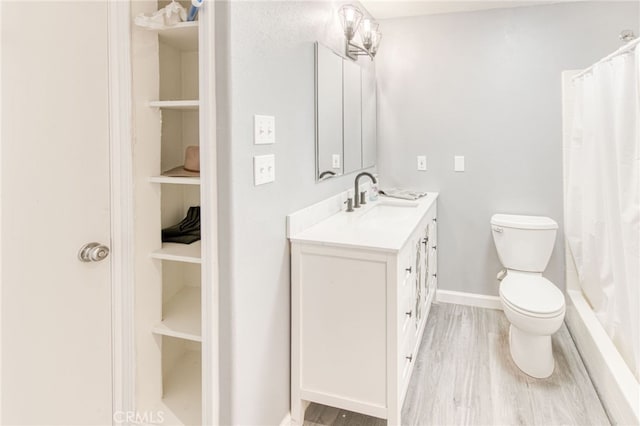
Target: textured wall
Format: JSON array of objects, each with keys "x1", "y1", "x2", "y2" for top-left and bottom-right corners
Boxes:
[
  {"x1": 215, "y1": 2, "x2": 373, "y2": 424},
  {"x1": 376, "y1": 1, "x2": 639, "y2": 296}
]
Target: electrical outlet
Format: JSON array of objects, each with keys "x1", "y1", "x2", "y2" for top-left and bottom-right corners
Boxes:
[
  {"x1": 254, "y1": 115, "x2": 275, "y2": 145},
  {"x1": 254, "y1": 154, "x2": 275, "y2": 185},
  {"x1": 417, "y1": 155, "x2": 427, "y2": 171}
]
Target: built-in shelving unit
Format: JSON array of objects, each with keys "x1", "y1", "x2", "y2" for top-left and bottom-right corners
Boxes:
[{"x1": 132, "y1": 1, "x2": 210, "y2": 424}]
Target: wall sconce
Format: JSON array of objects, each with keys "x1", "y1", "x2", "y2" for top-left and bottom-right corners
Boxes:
[{"x1": 338, "y1": 4, "x2": 381, "y2": 60}]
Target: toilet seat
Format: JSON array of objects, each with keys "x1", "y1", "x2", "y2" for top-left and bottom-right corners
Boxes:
[{"x1": 500, "y1": 274, "x2": 565, "y2": 318}]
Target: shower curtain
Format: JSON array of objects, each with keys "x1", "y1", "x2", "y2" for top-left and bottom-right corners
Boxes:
[{"x1": 566, "y1": 39, "x2": 640, "y2": 381}]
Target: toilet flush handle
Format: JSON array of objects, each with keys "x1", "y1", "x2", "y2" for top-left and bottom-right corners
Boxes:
[
  {"x1": 493, "y1": 226, "x2": 503, "y2": 233},
  {"x1": 497, "y1": 269, "x2": 507, "y2": 281}
]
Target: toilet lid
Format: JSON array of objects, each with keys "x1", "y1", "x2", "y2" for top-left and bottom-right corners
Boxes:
[{"x1": 500, "y1": 274, "x2": 565, "y2": 315}]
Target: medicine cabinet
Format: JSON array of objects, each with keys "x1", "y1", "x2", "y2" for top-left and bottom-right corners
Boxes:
[{"x1": 315, "y1": 42, "x2": 377, "y2": 181}]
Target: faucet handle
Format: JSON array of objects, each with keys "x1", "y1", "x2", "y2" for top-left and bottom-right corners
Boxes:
[{"x1": 344, "y1": 198, "x2": 354, "y2": 212}]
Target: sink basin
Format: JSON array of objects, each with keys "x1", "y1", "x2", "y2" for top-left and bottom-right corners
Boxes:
[{"x1": 357, "y1": 200, "x2": 419, "y2": 225}]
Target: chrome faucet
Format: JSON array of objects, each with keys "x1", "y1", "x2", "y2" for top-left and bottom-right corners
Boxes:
[{"x1": 353, "y1": 172, "x2": 377, "y2": 209}]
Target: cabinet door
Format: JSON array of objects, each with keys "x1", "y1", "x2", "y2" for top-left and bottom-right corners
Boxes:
[
  {"x1": 413, "y1": 238, "x2": 423, "y2": 328},
  {"x1": 421, "y1": 223, "x2": 430, "y2": 309},
  {"x1": 428, "y1": 214, "x2": 438, "y2": 292}
]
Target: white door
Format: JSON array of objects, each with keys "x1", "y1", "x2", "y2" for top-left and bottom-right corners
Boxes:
[{"x1": 1, "y1": 2, "x2": 113, "y2": 425}]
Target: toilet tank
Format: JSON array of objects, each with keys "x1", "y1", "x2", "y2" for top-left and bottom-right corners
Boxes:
[{"x1": 490, "y1": 214, "x2": 558, "y2": 272}]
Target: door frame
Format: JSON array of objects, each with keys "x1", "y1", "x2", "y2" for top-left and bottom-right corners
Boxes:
[
  {"x1": 107, "y1": 2, "x2": 135, "y2": 423},
  {"x1": 198, "y1": 2, "x2": 220, "y2": 424}
]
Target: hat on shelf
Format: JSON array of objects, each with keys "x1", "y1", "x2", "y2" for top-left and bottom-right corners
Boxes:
[{"x1": 162, "y1": 145, "x2": 200, "y2": 177}]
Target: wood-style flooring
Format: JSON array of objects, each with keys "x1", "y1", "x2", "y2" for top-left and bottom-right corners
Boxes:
[{"x1": 303, "y1": 303, "x2": 610, "y2": 426}]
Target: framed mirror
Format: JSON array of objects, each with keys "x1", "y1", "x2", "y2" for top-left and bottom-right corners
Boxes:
[{"x1": 315, "y1": 42, "x2": 377, "y2": 181}]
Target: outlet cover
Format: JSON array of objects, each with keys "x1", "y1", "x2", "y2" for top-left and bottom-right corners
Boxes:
[
  {"x1": 417, "y1": 155, "x2": 427, "y2": 171},
  {"x1": 254, "y1": 154, "x2": 275, "y2": 185},
  {"x1": 254, "y1": 115, "x2": 275, "y2": 145},
  {"x1": 332, "y1": 154, "x2": 341, "y2": 169}
]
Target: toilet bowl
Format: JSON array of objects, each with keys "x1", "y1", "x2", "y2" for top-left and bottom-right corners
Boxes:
[
  {"x1": 491, "y1": 214, "x2": 565, "y2": 378},
  {"x1": 499, "y1": 271, "x2": 565, "y2": 378}
]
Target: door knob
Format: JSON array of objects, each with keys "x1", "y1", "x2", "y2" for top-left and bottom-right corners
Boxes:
[{"x1": 78, "y1": 242, "x2": 110, "y2": 262}]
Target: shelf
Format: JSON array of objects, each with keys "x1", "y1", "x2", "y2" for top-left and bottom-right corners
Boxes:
[
  {"x1": 149, "y1": 176, "x2": 201, "y2": 185},
  {"x1": 151, "y1": 242, "x2": 201, "y2": 264},
  {"x1": 149, "y1": 100, "x2": 199, "y2": 110},
  {"x1": 136, "y1": 21, "x2": 198, "y2": 52},
  {"x1": 153, "y1": 287, "x2": 201, "y2": 342},
  {"x1": 157, "y1": 350, "x2": 202, "y2": 426}
]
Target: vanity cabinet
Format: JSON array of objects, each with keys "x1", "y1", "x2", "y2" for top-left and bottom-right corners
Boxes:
[{"x1": 290, "y1": 196, "x2": 438, "y2": 425}]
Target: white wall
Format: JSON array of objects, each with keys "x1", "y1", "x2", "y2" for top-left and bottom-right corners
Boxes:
[
  {"x1": 215, "y1": 2, "x2": 373, "y2": 424},
  {"x1": 376, "y1": 1, "x2": 639, "y2": 296}
]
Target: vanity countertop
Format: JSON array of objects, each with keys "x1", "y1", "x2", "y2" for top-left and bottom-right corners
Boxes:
[{"x1": 289, "y1": 192, "x2": 438, "y2": 252}]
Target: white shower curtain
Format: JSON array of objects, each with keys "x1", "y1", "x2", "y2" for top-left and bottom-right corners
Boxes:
[{"x1": 566, "y1": 39, "x2": 640, "y2": 380}]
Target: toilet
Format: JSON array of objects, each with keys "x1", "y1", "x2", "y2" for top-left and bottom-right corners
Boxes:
[{"x1": 490, "y1": 213, "x2": 565, "y2": 378}]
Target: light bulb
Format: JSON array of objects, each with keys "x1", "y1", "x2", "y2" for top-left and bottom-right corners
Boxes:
[
  {"x1": 339, "y1": 5, "x2": 363, "y2": 42},
  {"x1": 345, "y1": 8, "x2": 354, "y2": 22}
]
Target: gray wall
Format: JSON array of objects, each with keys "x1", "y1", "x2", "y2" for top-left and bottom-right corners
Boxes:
[
  {"x1": 215, "y1": 2, "x2": 373, "y2": 424},
  {"x1": 376, "y1": 2, "x2": 639, "y2": 296}
]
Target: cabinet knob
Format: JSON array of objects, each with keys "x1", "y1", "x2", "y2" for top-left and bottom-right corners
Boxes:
[
  {"x1": 432, "y1": 273, "x2": 437, "y2": 278},
  {"x1": 432, "y1": 245, "x2": 437, "y2": 250},
  {"x1": 405, "y1": 266, "x2": 412, "y2": 273},
  {"x1": 405, "y1": 310, "x2": 412, "y2": 318},
  {"x1": 432, "y1": 218, "x2": 437, "y2": 222},
  {"x1": 422, "y1": 238, "x2": 428, "y2": 246},
  {"x1": 406, "y1": 354, "x2": 413, "y2": 362}
]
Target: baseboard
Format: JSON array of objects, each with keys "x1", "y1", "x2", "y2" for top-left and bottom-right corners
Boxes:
[
  {"x1": 279, "y1": 412, "x2": 292, "y2": 426},
  {"x1": 436, "y1": 289, "x2": 502, "y2": 310}
]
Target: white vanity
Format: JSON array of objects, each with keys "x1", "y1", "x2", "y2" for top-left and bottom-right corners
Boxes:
[{"x1": 289, "y1": 192, "x2": 439, "y2": 425}]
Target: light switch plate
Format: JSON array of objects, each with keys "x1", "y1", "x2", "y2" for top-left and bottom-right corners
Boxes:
[
  {"x1": 417, "y1": 155, "x2": 427, "y2": 171},
  {"x1": 454, "y1": 155, "x2": 465, "y2": 172},
  {"x1": 254, "y1": 154, "x2": 275, "y2": 185},
  {"x1": 254, "y1": 115, "x2": 275, "y2": 145},
  {"x1": 332, "y1": 154, "x2": 341, "y2": 169}
]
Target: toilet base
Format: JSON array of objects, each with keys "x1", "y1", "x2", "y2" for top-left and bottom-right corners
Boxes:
[{"x1": 509, "y1": 325, "x2": 555, "y2": 378}]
